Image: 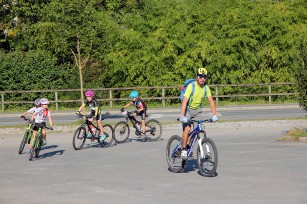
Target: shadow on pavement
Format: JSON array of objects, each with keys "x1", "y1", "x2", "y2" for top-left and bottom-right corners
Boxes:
[
  {"x1": 38, "y1": 149, "x2": 65, "y2": 159},
  {"x1": 41, "y1": 145, "x2": 58, "y2": 151}
]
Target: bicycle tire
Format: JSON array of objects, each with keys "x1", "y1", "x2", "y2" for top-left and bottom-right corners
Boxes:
[
  {"x1": 166, "y1": 135, "x2": 185, "y2": 173},
  {"x1": 29, "y1": 133, "x2": 40, "y2": 161},
  {"x1": 72, "y1": 127, "x2": 86, "y2": 150},
  {"x1": 197, "y1": 134, "x2": 218, "y2": 177},
  {"x1": 145, "y1": 119, "x2": 163, "y2": 141},
  {"x1": 99, "y1": 124, "x2": 114, "y2": 148},
  {"x1": 113, "y1": 121, "x2": 130, "y2": 144},
  {"x1": 18, "y1": 130, "x2": 29, "y2": 154}
]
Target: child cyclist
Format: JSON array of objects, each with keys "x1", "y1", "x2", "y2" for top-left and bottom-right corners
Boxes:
[
  {"x1": 122, "y1": 91, "x2": 147, "y2": 137},
  {"x1": 20, "y1": 98, "x2": 41, "y2": 118},
  {"x1": 76, "y1": 90, "x2": 106, "y2": 142},
  {"x1": 30, "y1": 98, "x2": 53, "y2": 148}
]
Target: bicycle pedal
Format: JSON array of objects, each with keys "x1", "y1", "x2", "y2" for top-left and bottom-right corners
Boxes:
[
  {"x1": 187, "y1": 156, "x2": 195, "y2": 160},
  {"x1": 188, "y1": 152, "x2": 194, "y2": 160}
]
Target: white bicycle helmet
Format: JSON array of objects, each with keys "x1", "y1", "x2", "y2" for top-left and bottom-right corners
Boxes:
[
  {"x1": 40, "y1": 98, "x2": 50, "y2": 105},
  {"x1": 34, "y1": 99, "x2": 41, "y2": 106}
]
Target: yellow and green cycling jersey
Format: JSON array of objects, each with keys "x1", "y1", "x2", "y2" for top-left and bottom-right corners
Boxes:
[{"x1": 183, "y1": 83, "x2": 212, "y2": 109}]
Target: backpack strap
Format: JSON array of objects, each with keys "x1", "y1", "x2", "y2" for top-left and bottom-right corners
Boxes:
[{"x1": 187, "y1": 81, "x2": 196, "y2": 108}]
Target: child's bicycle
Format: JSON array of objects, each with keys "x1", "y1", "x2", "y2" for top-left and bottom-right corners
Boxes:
[
  {"x1": 29, "y1": 125, "x2": 53, "y2": 161},
  {"x1": 18, "y1": 116, "x2": 33, "y2": 154},
  {"x1": 166, "y1": 118, "x2": 218, "y2": 177},
  {"x1": 73, "y1": 113, "x2": 114, "y2": 150},
  {"x1": 113, "y1": 108, "x2": 162, "y2": 143}
]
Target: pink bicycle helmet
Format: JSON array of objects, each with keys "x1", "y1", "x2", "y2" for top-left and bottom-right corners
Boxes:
[{"x1": 85, "y1": 90, "x2": 95, "y2": 97}]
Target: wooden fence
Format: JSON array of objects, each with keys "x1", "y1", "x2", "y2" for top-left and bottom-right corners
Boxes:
[{"x1": 0, "y1": 82, "x2": 296, "y2": 112}]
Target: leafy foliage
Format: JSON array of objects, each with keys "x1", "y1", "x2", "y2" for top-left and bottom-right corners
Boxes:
[{"x1": 0, "y1": 0, "x2": 306, "y2": 109}]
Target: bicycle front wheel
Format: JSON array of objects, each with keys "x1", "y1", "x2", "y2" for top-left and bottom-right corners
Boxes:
[
  {"x1": 166, "y1": 135, "x2": 185, "y2": 173},
  {"x1": 73, "y1": 127, "x2": 86, "y2": 150},
  {"x1": 113, "y1": 121, "x2": 130, "y2": 144},
  {"x1": 29, "y1": 133, "x2": 40, "y2": 161},
  {"x1": 145, "y1": 119, "x2": 162, "y2": 141},
  {"x1": 197, "y1": 135, "x2": 218, "y2": 177},
  {"x1": 99, "y1": 124, "x2": 114, "y2": 148},
  {"x1": 35, "y1": 137, "x2": 42, "y2": 158},
  {"x1": 18, "y1": 130, "x2": 29, "y2": 154}
]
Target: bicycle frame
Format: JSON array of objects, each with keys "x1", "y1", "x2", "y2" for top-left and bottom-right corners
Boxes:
[
  {"x1": 78, "y1": 114, "x2": 100, "y2": 137},
  {"x1": 122, "y1": 110, "x2": 141, "y2": 131},
  {"x1": 32, "y1": 126, "x2": 43, "y2": 148},
  {"x1": 172, "y1": 120, "x2": 209, "y2": 159},
  {"x1": 24, "y1": 121, "x2": 34, "y2": 143}
]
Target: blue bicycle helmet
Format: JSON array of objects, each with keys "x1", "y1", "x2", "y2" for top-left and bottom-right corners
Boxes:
[{"x1": 129, "y1": 91, "x2": 138, "y2": 99}]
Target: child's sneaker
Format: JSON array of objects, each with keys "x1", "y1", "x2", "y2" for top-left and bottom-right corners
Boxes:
[
  {"x1": 140, "y1": 133, "x2": 147, "y2": 142},
  {"x1": 86, "y1": 133, "x2": 92, "y2": 139},
  {"x1": 99, "y1": 134, "x2": 106, "y2": 142}
]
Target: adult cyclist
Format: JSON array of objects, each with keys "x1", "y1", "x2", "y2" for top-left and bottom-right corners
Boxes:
[{"x1": 180, "y1": 67, "x2": 218, "y2": 159}]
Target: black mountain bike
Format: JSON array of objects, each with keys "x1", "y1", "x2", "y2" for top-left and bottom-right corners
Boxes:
[
  {"x1": 29, "y1": 125, "x2": 52, "y2": 161},
  {"x1": 166, "y1": 119, "x2": 218, "y2": 177},
  {"x1": 113, "y1": 109, "x2": 162, "y2": 143},
  {"x1": 18, "y1": 116, "x2": 33, "y2": 154},
  {"x1": 73, "y1": 113, "x2": 114, "y2": 150}
]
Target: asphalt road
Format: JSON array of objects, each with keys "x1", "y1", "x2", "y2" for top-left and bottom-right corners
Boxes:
[
  {"x1": 1, "y1": 122, "x2": 307, "y2": 204},
  {"x1": 0, "y1": 104, "x2": 306, "y2": 126}
]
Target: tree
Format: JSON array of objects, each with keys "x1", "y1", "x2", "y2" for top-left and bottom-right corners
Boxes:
[{"x1": 71, "y1": 37, "x2": 91, "y2": 113}]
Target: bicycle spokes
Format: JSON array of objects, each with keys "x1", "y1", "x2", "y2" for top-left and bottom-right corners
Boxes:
[{"x1": 120, "y1": 127, "x2": 126, "y2": 135}]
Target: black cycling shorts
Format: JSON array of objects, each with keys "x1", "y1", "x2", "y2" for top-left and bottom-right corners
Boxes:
[
  {"x1": 33, "y1": 122, "x2": 46, "y2": 131},
  {"x1": 137, "y1": 110, "x2": 147, "y2": 120}
]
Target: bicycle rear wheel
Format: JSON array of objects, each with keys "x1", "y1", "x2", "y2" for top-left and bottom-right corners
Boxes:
[
  {"x1": 145, "y1": 119, "x2": 162, "y2": 141},
  {"x1": 166, "y1": 135, "x2": 185, "y2": 173},
  {"x1": 18, "y1": 130, "x2": 29, "y2": 154},
  {"x1": 113, "y1": 121, "x2": 130, "y2": 144},
  {"x1": 73, "y1": 127, "x2": 86, "y2": 150},
  {"x1": 99, "y1": 124, "x2": 114, "y2": 148},
  {"x1": 29, "y1": 133, "x2": 40, "y2": 161},
  {"x1": 197, "y1": 134, "x2": 218, "y2": 177}
]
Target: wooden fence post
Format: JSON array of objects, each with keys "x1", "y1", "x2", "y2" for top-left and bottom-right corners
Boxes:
[
  {"x1": 162, "y1": 88, "x2": 165, "y2": 107},
  {"x1": 268, "y1": 84, "x2": 272, "y2": 104},
  {"x1": 55, "y1": 92, "x2": 58, "y2": 111},
  {"x1": 109, "y1": 90, "x2": 113, "y2": 108},
  {"x1": 1, "y1": 93, "x2": 4, "y2": 112},
  {"x1": 215, "y1": 86, "x2": 219, "y2": 106}
]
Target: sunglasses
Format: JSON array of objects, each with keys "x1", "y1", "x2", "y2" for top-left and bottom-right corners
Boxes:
[{"x1": 197, "y1": 75, "x2": 207, "y2": 79}]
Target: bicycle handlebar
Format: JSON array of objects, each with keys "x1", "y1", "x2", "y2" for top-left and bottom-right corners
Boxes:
[
  {"x1": 75, "y1": 113, "x2": 100, "y2": 120},
  {"x1": 76, "y1": 113, "x2": 91, "y2": 118},
  {"x1": 177, "y1": 118, "x2": 213, "y2": 123},
  {"x1": 120, "y1": 108, "x2": 134, "y2": 116},
  {"x1": 21, "y1": 116, "x2": 31, "y2": 122},
  {"x1": 46, "y1": 126, "x2": 53, "y2": 130}
]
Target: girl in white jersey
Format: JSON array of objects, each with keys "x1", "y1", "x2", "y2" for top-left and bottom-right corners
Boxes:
[{"x1": 30, "y1": 98, "x2": 53, "y2": 148}]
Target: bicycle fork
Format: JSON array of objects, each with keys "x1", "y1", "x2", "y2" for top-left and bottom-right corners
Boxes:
[{"x1": 198, "y1": 137, "x2": 210, "y2": 158}]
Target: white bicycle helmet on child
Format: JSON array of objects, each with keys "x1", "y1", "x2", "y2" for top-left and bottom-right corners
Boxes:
[
  {"x1": 40, "y1": 98, "x2": 49, "y2": 105},
  {"x1": 34, "y1": 98, "x2": 41, "y2": 106}
]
